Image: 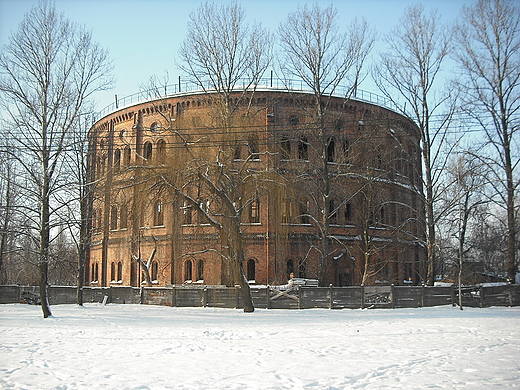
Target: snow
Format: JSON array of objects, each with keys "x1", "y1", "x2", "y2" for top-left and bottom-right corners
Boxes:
[{"x1": 1, "y1": 304, "x2": 519, "y2": 390}]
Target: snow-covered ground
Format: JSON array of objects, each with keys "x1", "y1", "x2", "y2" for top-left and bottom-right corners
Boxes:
[{"x1": 1, "y1": 304, "x2": 519, "y2": 390}]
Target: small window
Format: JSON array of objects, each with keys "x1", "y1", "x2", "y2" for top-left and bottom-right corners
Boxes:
[
  {"x1": 280, "y1": 135, "x2": 291, "y2": 159},
  {"x1": 143, "y1": 141, "x2": 153, "y2": 160},
  {"x1": 287, "y1": 259, "x2": 295, "y2": 279},
  {"x1": 298, "y1": 261, "x2": 306, "y2": 278},
  {"x1": 113, "y1": 149, "x2": 121, "y2": 171},
  {"x1": 344, "y1": 203, "x2": 353, "y2": 224},
  {"x1": 298, "y1": 137, "x2": 308, "y2": 160},
  {"x1": 248, "y1": 138, "x2": 260, "y2": 160},
  {"x1": 119, "y1": 204, "x2": 128, "y2": 229},
  {"x1": 117, "y1": 261, "x2": 123, "y2": 282},
  {"x1": 151, "y1": 261, "x2": 158, "y2": 281},
  {"x1": 299, "y1": 199, "x2": 310, "y2": 224},
  {"x1": 247, "y1": 259, "x2": 255, "y2": 281},
  {"x1": 343, "y1": 138, "x2": 350, "y2": 159},
  {"x1": 185, "y1": 260, "x2": 193, "y2": 282},
  {"x1": 197, "y1": 260, "x2": 204, "y2": 281},
  {"x1": 110, "y1": 205, "x2": 118, "y2": 230},
  {"x1": 150, "y1": 122, "x2": 159, "y2": 133},
  {"x1": 153, "y1": 201, "x2": 164, "y2": 226},
  {"x1": 124, "y1": 146, "x2": 131, "y2": 166},
  {"x1": 329, "y1": 199, "x2": 337, "y2": 224},
  {"x1": 327, "y1": 138, "x2": 335, "y2": 162},
  {"x1": 249, "y1": 198, "x2": 260, "y2": 223},
  {"x1": 111, "y1": 262, "x2": 116, "y2": 282},
  {"x1": 182, "y1": 201, "x2": 193, "y2": 225},
  {"x1": 156, "y1": 139, "x2": 166, "y2": 162}
]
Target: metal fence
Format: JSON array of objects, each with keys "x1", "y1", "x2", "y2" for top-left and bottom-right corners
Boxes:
[
  {"x1": 95, "y1": 77, "x2": 399, "y2": 121},
  {"x1": 2, "y1": 284, "x2": 519, "y2": 309}
]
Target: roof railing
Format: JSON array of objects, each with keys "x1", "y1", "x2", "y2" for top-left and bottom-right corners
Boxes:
[{"x1": 95, "y1": 77, "x2": 400, "y2": 120}]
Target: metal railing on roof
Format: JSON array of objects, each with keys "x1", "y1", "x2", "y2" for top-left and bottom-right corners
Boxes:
[{"x1": 95, "y1": 77, "x2": 400, "y2": 120}]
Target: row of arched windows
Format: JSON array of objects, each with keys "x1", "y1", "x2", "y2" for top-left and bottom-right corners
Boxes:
[
  {"x1": 181, "y1": 198, "x2": 260, "y2": 225},
  {"x1": 279, "y1": 135, "x2": 350, "y2": 163},
  {"x1": 282, "y1": 198, "x2": 354, "y2": 226}
]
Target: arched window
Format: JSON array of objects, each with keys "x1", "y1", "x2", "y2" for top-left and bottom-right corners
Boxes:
[
  {"x1": 282, "y1": 198, "x2": 291, "y2": 224},
  {"x1": 327, "y1": 138, "x2": 335, "y2": 162},
  {"x1": 92, "y1": 263, "x2": 99, "y2": 282},
  {"x1": 143, "y1": 141, "x2": 152, "y2": 161},
  {"x1": 247, "y1": 259, "x2": 256, "y2": 281},
  {"x1": 110, "y1": 205, "x2": 118, "y2": 230},
  {"x1": 298, "y1": 137, "x2": 308, "y2": 160},
  {"x1": 247, "y1": 137, "x2": 260, "y2": 160},
  {"x1": 151, "y1": 261, "x2": 158, "y2": 281},
  {"x1": 233, "y1": 142, "x2": 241, "y2": 160},
  {"x1": 182, "y1": 200, "x2": 192, "y2": 225},
  {"x1": 197, "y1": 260, "x2": 204, "y2": 281},
  {"x1": 287, "y1": 259, "x2": 295, "y2": 280},
  {"x1": 329, "y1": 199, "x2": 337, "y2": 224},
  {"x1": 156, "y1": 139, "x2": 166, "y2": 162},
  {"x1": 113, "y1": 149, "x2": 121, "y2": 171},
  {"x1": 344, "y1": 203, "x2": 353, "y2": 224},
  {"x1": 117, "y1": 261, "x2": 123, "y2": 282},
  {"x1": 111, "y1": 262, "x2": 116, "y2": 282},
  {"x1": 185, "y1": 260, "x2": 193, "y2": 282},
  {"x1": 249, "y1": 198, "x2": 260, "y2": 223},
  {"x1": 119, "y1": 204, "x2": 128, "y2": 229},
  {"x1": 124, "y1": 146, "x2": 131, "y2": 166},
  {"x1": 298, "y1": 261, "x2": 306, "y2": 278},
  {"x1": 343, "y1": 138, "x2": 350, "y2": 162},
  {"x1": 153, "y1": 200, "x2": 164, "y2": 226},
  {"x1": 299, "y1": 198, "x2": 310, "y2": 224},
  {"x1": 280, "y1": 135, "x2": 291, "y2": 159}
]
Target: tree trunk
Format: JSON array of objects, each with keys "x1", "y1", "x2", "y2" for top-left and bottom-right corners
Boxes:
[{"x1": 39, "y1": 179, "x2": 52, "y2": 318}]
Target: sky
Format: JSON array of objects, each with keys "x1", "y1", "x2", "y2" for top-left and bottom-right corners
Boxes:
[{"x1": 0, "y1": 0, "x2": 471, "y2": 114}]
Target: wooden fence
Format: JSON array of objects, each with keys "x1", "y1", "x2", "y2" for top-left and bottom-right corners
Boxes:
[{"x1": 1, "y1": 284, "x2": 519, "y2": 309}]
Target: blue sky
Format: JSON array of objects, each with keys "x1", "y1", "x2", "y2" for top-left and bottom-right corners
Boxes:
[{"x1": 0, "y1": 0, "x2": 470, "y2": 113}]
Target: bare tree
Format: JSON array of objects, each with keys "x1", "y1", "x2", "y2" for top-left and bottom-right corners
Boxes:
[
  {"x1": 277, "y1": 4, "x2": 376, "y2": 286},
  {"x1": 174, "y1": 1, "x2": 272, "y2": 312},
  {"x1": 444, "y1": 152, "x2": 488, "y2": 308},
  {"x1": 0, "y1": 0, "x2": 113, "y2": 317},
  {"x1": 453, "y1": 0, "x2": 520, "y2": 283},
  {"x1": 373, "y1": 5, "x2": 454, "y2": 285}
]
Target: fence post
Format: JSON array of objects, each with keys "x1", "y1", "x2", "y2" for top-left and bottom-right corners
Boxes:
[
  {"x1": 202, "y1": 287, "x2": 208, "y2": 307},
  {"x1": 298, "y1": 287, "x2": 302, "y2": 309},
  {"x1": 421, "y1": 283, "x2": 425, "y2": 307},
  {"x1": 329, "y1": 284, "x2": 333, "y2": 309},
  {"x1": 266, "y1": 285, "x2": 271, "y2": 309},
  {"x1": 508, "y1": 283, "x2": 513, "y2": 307},
  {"x1": 172, "y1": 286, "x2": 176, "y2": 307},
  {"x1": 235, "y1": 285, "x2": 240, "y2": 309},
  {"x1": 451, "y1": 284, "x2": 456, "y2": 306},
  {"x1": 360, "y1": 285, "x2": 365, "y2": 309},
  {"x1": 391, "y1": 284, "x2": 395, "y2": 309},
  {"x1": 480, "y1": 285, "x2": 484, "y2": 308}
]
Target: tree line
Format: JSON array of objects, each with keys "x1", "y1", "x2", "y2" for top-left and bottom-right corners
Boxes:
[{"x1": 0, "y1": 0, "x2": 518, "y2": 316}]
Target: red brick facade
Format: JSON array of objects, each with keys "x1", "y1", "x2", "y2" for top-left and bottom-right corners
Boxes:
[{"x1": 87, "y1": 89, "x2": 426, "y2": 288}]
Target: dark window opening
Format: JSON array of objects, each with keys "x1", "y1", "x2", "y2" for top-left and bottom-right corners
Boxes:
[
  {"x1": 110, "y1": 205, "x2": 118, "y2": 230},
  {"x1": 153, "y1": 201, "x2": 164, "y2": 226},
  {"x1": 287, "y1": 259, "x2": 295, "y2": 279},
  {"x1": 247, "y1": 259, "x2": 255, "y2": 281},
  {"x1": 298, "y1": 137, "x2": 308, "y2": 160},
  {"x1": 197, "y1": 260, "x2": 204, "y2": 281},
  {"x1": 327, "y1": 138, "x2": 335, "y2": 162},
  {"x1": 185, "y1": 260, "x2": 193, "y2": 282}
]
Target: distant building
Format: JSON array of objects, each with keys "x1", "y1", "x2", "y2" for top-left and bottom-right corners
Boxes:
[{"x1": 87, "y1": 86, "x2": 426, "y2": 288}]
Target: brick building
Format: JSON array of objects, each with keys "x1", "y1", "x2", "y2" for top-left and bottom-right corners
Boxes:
[{"x1": 87, "y1": 87, "x2": 426, "y2": 288}]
